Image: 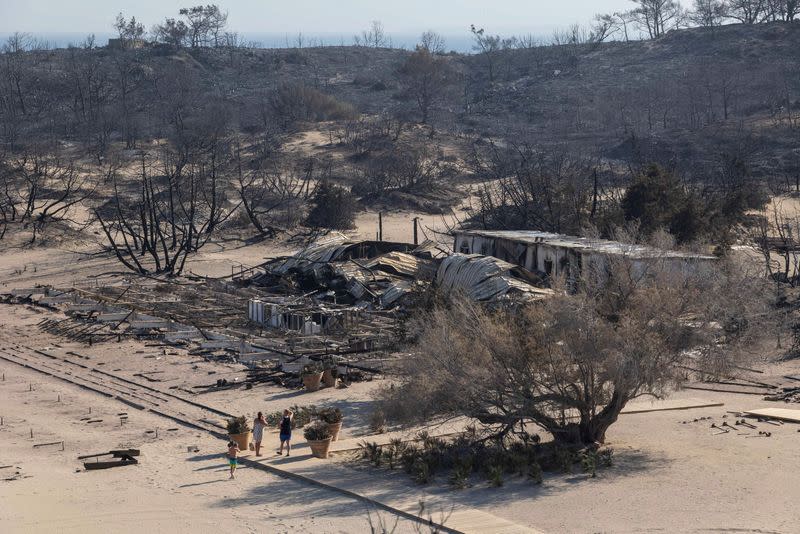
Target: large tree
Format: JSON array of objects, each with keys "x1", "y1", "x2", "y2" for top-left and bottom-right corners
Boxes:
[
  {"x1": 690, "y1": 0, "x2": 729, "y2": 26},
  {"x1": 727, "y1": 0, "x2": 770, "y2": 23},
  {"x1": 179, "y1": 4, "x2": 228, "y2": 47},
  {"x1": 381, "y1": 254, "x2": 771, "y2": 444},
  {"x1": 629, "y1": 0, "x2": 686, "y2": 38}
]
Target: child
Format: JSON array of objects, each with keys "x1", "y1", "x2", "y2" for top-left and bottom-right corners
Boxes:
[
  {"x1": 278, "y1": 409, "x2": 293, "y2": 456},
  {"x1": 227, "y1": 440, "x2": 240, "y2": 479}
]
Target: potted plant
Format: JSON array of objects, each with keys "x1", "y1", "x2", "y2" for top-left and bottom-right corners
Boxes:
[
  {"x1": 304, "y1": 421, "x2": 333, "y2": 459},
  {"x1": 227, "y1": 416, "x2": 252, "y2": 451},
  {"x1": 301, "y1": 362, "x2": 324, "y2": 392},
  {"x1": 321, "y1": 356, "x2": 338, "y2": 388},
  {"x1": 317, "y1": 407, "x2": 344, "y2": 441}
]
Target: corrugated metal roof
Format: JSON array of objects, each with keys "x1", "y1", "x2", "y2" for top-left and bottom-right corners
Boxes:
[
  {"x1": 380, "y1": 280, "x2": 415, "y2": 307},
  {"x1": 364, "y1": 252, "x2": 437, "y2": 279},
  {"x1": 272, "y1": 232, "x2": 352, "y2": 274},
  {"x1": 436, "y1": 254, "x2": 553, "y2": 301},
  {"x1": 456, "y1": 230, "x2": 716, "y2": 260}
]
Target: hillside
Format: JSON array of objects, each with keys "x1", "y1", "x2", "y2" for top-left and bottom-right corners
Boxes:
[{"x1": 1, "y1": 22, "x2": 799, "y2": 250}]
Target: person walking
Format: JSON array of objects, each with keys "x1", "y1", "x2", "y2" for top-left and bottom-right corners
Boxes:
[
  {"x1": 253, "y1": 412, "x2": 267, "y2": 456},
  {"x1": 278, "y1": 409, "x2": 293, "y2": 456},
  {"x1": 226, "y1": 440, "x2": 240, "y2": 479}
]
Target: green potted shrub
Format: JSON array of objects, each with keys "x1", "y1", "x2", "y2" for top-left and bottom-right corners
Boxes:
[
  {"x1": 227, "y1": 416, "x2": 252, "y2": 451},
  {"x1": 301, "y1": 362, "x2": 324, "y2": 392},
  {"x1": 304, "y1": 421, "x2": 333, "y2": 458},
  {"x1": 317, "y1": 407, "x2": 344, "y2": 441},
  {"x1": 321, "y1": 357, "x2": 338, "y2": 388}
]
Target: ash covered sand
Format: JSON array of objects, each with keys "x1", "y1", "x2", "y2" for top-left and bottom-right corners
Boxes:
[
  {"x1": 2, "y1": 234, "x2": 800, "y2": 533},
  {"x1": 0, "y1": 305, "x2": 421, "y2": 534}
]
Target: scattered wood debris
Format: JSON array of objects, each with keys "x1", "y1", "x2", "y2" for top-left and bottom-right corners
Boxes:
[{"x1": 79, "y1": 449, "x2": 140, "y2": 470}]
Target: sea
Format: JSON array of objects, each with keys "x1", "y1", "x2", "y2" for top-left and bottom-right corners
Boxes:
[{"x1": 0, "y1": 31, "x2": 546, "y2": 53}]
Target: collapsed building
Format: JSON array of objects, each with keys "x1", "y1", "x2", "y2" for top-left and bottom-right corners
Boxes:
[
  {"x1": 245, "y1": 232, "x2": 553, "y2": 332},
  {"x1": 0, "y1": 229, "x2": 722, "y2": 389},
  {"x1": 453, "y1": 230, "x2": 716, "y2": 283}
]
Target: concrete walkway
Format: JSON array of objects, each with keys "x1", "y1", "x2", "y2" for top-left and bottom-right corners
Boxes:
[
  {"x1": 244, "y1": 422, "x2": 543, "y2": 532},
  {"x1": 239, "y1": 449, "x2": 545, "y2": 534},
  {"x1": 233, "y1": 397, "x2": 723, "y2": 532}
]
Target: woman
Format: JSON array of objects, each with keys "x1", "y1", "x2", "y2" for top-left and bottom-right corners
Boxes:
[
  {"x1": 253, "y1": 411, "x2": 267, "y2": 456},
  {"x1": 278, "y1": 409, "x2": 293, "y2": 456}
]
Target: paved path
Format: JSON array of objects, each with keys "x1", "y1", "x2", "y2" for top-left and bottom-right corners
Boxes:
[{"x1": 240, "y1": 450, "x2": 545, "y2": 534}]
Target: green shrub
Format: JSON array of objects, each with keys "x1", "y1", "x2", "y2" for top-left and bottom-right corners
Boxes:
[
  {"x1": 351, "y1": 428, "x2": 612, "y2": 490},
  {"x1": 555, "y1": 446, "x2": 577, "y2": 474},
  {"x1": 486, "y1": 464, "x2": 504, "y2": 487},
  {"x1": 306, "y1": 181, "x2": 358, "y2": 230},
  {"x1": 597, "y1": 447, "x2": 614, "y2": 467},
  {"x1": 303, "y1": 421, "x2": 332, "y2": 441},
  {"x1": 226, "y1": 416, "x2": 250, "y2": 435},
  {"x1": 400, "y1": 444, "x2": 420, "y2": 473},
  {"x1": 411, "y1": 457, "x2": 432, "y2": 484},
  {"x1": 527, "y1": 461, "x2": 543, "y2": 484},
  {"x1": 449, "y1": 463, "x2": 471, "y2": 489},
  {"x1": 317, "y1": 407, "x2": 343, "y2": 424},
  {"x1": 265, "y1": 405, "x2": 317, "y2": 428},
  {"x1": 580, "y1": 450, "x2": 597, "y2": 477},
  {"x1": 360, "y1": 441, "x2": 383, "y2": 467},
  {"x1": 383, "y1": 438, "x2": 407, "y2": 470},
  {"x1": 302, "y1": 362, "x2": 324, "y2": 375}
]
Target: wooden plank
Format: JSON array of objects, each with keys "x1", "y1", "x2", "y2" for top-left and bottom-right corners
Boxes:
[
  {"x1": 683, "y1": 385, "x2": 769, "y2": 395},
  {"x1": 744, "y1": 408, "x2": 800, "y2": 423},
  {"x1": 621, "y1": 398, "x2": 724, "y2": 415},
  {"x1": 84, "y1": 457, "x2": 138, "y2": 470}
]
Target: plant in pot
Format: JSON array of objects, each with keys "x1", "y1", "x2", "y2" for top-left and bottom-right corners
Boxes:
[
  {"x1": 304, "y1": 421, "x2": 333, "y2": 459},
  {"x1": 301, "y1": 362, "x2": 324, "y2": 392},
  {"x1": 227, "y1": 416, "x2": 252, "y2": 451},
  {"x1": 321, "y1": 356, "x2": 338, "y2": 388},
  {"x1": 317, "y1": 407, "x2": 344, "y2": 441}
]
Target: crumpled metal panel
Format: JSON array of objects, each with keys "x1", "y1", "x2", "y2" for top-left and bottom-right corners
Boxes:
[
  {"x1": 364, "y1": 251, "x2": 436, "y2": 280},
  {"x1": 380, "y1": 280, "x2": 415, "y2": 307},
  {"x1": 436, "y1": 254, "x2": 552, "y2": 301},
  {"x1": 272, "y1": 232, "x2": 352, "y2": 275}
]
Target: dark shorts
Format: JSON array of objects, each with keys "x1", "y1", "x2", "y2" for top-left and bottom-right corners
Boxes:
[
  {"x1": 279, "y1": 433, "x2": 291, "y2": 442},
  {"x1": 228, "y1": 457, "x2": 238, "y2": 467}
]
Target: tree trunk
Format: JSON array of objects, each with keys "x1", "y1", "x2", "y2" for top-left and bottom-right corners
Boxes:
[{"x1": 551, "y1": 390, "x2": 628, "y2": 445}]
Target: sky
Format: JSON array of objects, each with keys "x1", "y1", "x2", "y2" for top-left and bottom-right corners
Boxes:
[{"x1": 0, "y1": 0, "x2": 634, "y2": 37}]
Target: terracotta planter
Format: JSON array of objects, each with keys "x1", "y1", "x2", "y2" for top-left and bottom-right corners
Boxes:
[
  {"x1": 327, "y1": 421, "x2": 343, "y2": 441},
  {"x1": 321, "y1": 369, "x2": 337, "y2": 388},
  {"x1": 229, "y1": 431, "x2": 251, "y2": 451},
  {"x1": 302, "y1": 372, "x2": 324, "y2": 392},
  {"x1": 307, "y1": 437, "x2": 333, "y2": 459}
]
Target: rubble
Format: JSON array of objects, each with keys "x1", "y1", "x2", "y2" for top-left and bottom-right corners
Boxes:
[{"x1": 1, "y1": 233, "x2": 557, "y2": 389}]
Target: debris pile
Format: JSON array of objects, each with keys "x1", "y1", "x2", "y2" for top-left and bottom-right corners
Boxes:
[
  {"x1": 79, "y1": 449, "x2": 140, "y2": 470},
  {"x1": 250, "y1": 233, "x2": 442, "y2": 308},
  {"x1": 0, "y1": 234, "x2": 557, "y2": 386}
]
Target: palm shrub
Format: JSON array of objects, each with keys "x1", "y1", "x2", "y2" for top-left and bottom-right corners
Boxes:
[
  {"x1": 317, "y1": 407, "x2": 343, "y2": 424},
  {"x1": 302, "y1": 362, "x2": 324, "y2": 375},
  {"x1": 226, "y1": 416, "x2": 250, "y2": 435},
  {"x1": 303, "y1": 421, "x2": 332, "y2": 441},
  {"x1": 359, "y1": 441, "x2": 383, "y2": 467}
]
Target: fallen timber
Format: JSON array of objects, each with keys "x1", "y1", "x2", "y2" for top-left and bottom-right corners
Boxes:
[{"x1": 81, "y1": 449, "x2": 140, "y2": 470}]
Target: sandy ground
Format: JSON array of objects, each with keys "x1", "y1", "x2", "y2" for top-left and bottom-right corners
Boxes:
[
  {"x1": 2, "y1": 200, "x2": 800, "y2": 533},
  {"x1": 2, "y1": 299, "x2": 800, "y2": 533},
  {"x1": 0, "y1": 306, "x2": 420, "y2": 534}
]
